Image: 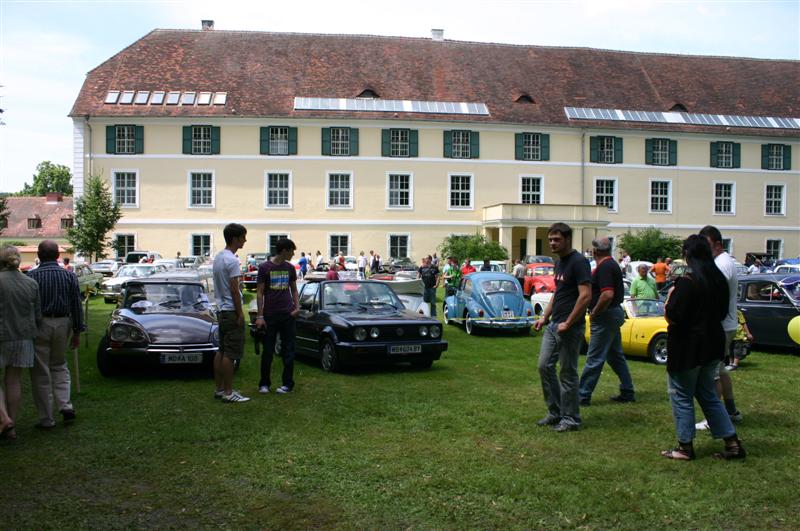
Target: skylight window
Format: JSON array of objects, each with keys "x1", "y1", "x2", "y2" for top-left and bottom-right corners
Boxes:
[
  {"x1": 198, "y1": 92, "x2": 212, "y2": 105},
  {"x1": 150, "y1": 91, "x2": 165, "y2": 105},
  {"x1": 294, "y1": 97, "x2": 489, "y2": 116},
  {"x1": 565, "y1": 106, "x2": 799, "y2": 130},
  {"x1": 134, "y1": 91, "x2": 150, "y2": 105},
  {"x1": 181, "y1": 92, "x2": 196, "y2": 105},
  {"x1": 213, "y1": 92, "x2": 227, "y2": 105},
  {"x1": 105, "y1": 91, "x2": 120, "y2": 104},
  {"x1": 166, "y1": 91, "x2": 180, "y2": 105},
  {"x1": 119, "y1": 91, "x2": 135, "y2": 104}
]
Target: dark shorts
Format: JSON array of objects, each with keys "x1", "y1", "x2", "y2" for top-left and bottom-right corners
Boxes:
[{"x1": 218, "y1": 311, "x2": 245, "y2": 360}]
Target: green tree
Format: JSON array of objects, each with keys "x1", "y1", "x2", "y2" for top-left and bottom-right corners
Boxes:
[
  {"x1": 0, "y1": 195, "x2": 8, "y2": 236},
  {"x1": 67, "y1": 175, "x2": 121, "y2": 262},
  {"x1": 17, "y1": 161, "x2": 73, "y2": 196},
  {"x1": 618, "y1": 227, "x2": 683, "y2": 263},
  {"x1": 437, "y1": 234, "x2": 509, "y2": 264}
]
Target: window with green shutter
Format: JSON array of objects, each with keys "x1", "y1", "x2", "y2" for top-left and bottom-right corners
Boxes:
[
  {"x1": 645, "y1": 138, "x2": 675, "y2": 166},
  {"x1": 446, "y1": 130, "x2": 477, "y2": 159},
  {"x1": 323, "y1": 127, "x2": 356, "y2": 156},
  {"x1": 712, "y1": 141, "x2": 739, "y2": 168},
  {"x1": 591, "y1": 136, "x2": 622, "y2": 164},
  {"x1": 107, "y1": 125, "x2": 142, "y2": 154},
  {"x1": 261, "y1": 126, "x2": 297, "y2": 155},
  {"x1": 763, "y1": 144, "x2": 791, "y2": 170},
  {"x1": 382, "y1": 129, "x2": 418, "y2": 157},
  {"x1": 515, "y1": 132, "x2": 549, "y2": 161},
  {"x1": 184, "y1": 125, "x2": 218, "y2": 155}
]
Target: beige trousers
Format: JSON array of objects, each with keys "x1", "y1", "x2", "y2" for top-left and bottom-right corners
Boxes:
[{"x1": 31, "y1": 317, "x2": 73, "y2": 426}]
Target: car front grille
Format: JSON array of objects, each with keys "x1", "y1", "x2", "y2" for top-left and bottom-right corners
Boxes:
[{"x1": 146, "y1": 343, "x2": 217, "y2": 353}]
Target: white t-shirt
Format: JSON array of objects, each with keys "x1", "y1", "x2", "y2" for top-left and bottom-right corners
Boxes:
[
  {"x1": 316, "y1": 254, "x2": 324, "y2": 266},
  {"x1": 714, "y1": 251, "x2": 738, "y2": 332},
  {"x1": 213, "y1": 249, "x2": 242, "y2": 311},
  {"x1": 357, "y1": 255, "x2": 367, "y2": 268}
]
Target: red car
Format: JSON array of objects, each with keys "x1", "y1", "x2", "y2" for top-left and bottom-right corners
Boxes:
[{"x1": 522, "y1": 263, "x2": 555, "y2": 296}]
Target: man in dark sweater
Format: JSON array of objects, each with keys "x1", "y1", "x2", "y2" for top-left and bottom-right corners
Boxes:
[
  {"x1": 578, "y1": 237, "x2": 635, "y2": 406},
  {"x1": 532, "y1": 223, "x2": 591, "y2": 432}
]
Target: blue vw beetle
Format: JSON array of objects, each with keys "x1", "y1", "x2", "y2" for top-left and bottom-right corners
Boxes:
[{"x1": 443, "y1": 272, "x2": 535, "y2": 335}]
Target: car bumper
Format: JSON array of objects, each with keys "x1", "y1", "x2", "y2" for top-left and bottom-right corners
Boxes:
[
  {"x1": 103, "y1": 343, "x2": 218, "y2": 366},
  {"x1": 470, "y1": 318, "x2": 535, "y2": 329},
  {"x1": 333, "y1": 340, "x2": 448, "y2": 365}
]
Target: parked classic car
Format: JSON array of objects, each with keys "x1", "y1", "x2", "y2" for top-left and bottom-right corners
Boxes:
[
  {"x1": 443, "y1": 272, "x2": 535, "y2": 335},
  {"x1": 96, "y1": 278, "x2": 219, "y2": 376},
  {"x1": 290, "y1": 280, "x2": 446, "y2": 371},
  {"x1": 583, "y1": 298, "x2": 669, "y2": 364},
  {"x1": 524, "y1": 255, "x2": 554, "y2": 265},
  {"x1": 74, "y1": 263, "x2": 103, "y2": 295},
  {"x1": 91, "y1": 259, "x2": 121, "y2": 276},
  {"x1": 531, "y1": 279, "x2": 632, "y2": 315},
  {"x1": 522, "y1": 263, "x2": 555, "y2": 296},
  {"x1": 737, "y1": 274, "x2": 800, "y2": 350},
  {"x1": 373, "y1": 278, "x2": 431, "y2": 316},
  {"x1": 100, "y1": 263, "x2": 168, "y2": 303}
]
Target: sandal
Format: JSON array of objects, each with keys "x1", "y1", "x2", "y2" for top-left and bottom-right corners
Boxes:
[
  {"x1": 714, "y1": 437, "x2": 746, "y2": 460},
  {"x1": 661, "y1": 442, "x2": 695, "y2": 460},
  {"x1": 0, "y1": 423, "x2": 16, "y2": 441}
]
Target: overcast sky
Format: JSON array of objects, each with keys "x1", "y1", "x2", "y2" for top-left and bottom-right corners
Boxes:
[{"x1": 1, "y1": 0, "x2": 798, "y2": 193}]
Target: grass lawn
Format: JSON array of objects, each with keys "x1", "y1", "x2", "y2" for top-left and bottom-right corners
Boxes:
[{"x1": 4, "y1": 290, "x2": 799, "y2": 529}]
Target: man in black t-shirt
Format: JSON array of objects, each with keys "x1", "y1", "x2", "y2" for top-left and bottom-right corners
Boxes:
[
  {"x1": 578, "y1": 237, "x2": 635, "y2": 406},
  {"x1": 532, "y1": 223, "x2": 591, "y2": 432},
  {"x1": 417, "y1": 256, "x2": 440, "y2": 317}
]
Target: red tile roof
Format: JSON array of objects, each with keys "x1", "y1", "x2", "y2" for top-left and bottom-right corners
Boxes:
[
  {"x1": 3, "y1": 196, "x2": 73, "y2": 239},
  {"x1": 70, "y1": 29, "x2": 800, "y2": 137}
]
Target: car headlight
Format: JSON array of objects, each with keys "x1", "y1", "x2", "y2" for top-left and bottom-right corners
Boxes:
[
  {"x1": 430, "y1": 325, "x2": 441, "y2": 339},
  {"x1": 211, "y1": 326, "x2": 220, "y2": 344},
  {"x1": 419, "y1": 326, "x2": 429, "y2": 337},
  {"x1": 369, "y1": 327, "x2": 380, "y2": 339},
  {"x1": 354, "y1": 327, "x2": 367, "y2": 341},
  {"x1": 110, "y1": 323, "x2": 148, "y2": 343}
]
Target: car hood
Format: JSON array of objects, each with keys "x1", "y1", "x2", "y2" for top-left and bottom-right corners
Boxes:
[
  {"x1": 326, "y1": 308, "x2": 438, "y2": 325},
  {"x1": 103, "y1": 276, "x2": 136, "y2": 287},
  {"x1": 114, "y1": 310, "x2": 216, "y2": 343}
]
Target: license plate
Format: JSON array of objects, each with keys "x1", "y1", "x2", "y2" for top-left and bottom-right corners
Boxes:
[
  {"x1": 389, "y1": 344, "x2": 422, "y2": 354},
  {"x1": 160, "y1": 353, "x2": 203, "y2": 364},
  {"x1": 502, "y1": 310, "x2": 514, "y2": 319}
]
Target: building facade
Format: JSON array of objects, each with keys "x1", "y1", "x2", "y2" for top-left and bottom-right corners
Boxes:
[{"x1": 70, "y1": 26, "x2": 800, "y2": 262}]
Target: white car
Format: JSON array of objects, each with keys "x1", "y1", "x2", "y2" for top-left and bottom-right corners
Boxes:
[
  {"x1": 530, "y1": 278, "x2": 632, "y2": 315},
  {"x1": 100, "y1": 264, "x2": 168, "y2": 303},
  {"x1": 153, "y1": 258, "x2": 183, "y2": 270},
  {"x1": 91, "y1": 260, "x2": 121, "y2": 276},
  {"x1": 374, "y1": 278, "x2": 431, "y2": 316},
  {"x1": 623, "y1": 260, "x2": 654, "y2": 282}
]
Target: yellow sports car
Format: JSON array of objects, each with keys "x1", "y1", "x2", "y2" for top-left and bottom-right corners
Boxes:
[{"x1": 584, "y1": 299, "x2": 668, "y2": 364}]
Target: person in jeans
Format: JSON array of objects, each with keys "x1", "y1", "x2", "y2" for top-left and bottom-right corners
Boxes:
[
  {"x1": 578, "y1": 237, "x2": 635, "y2": 406},
  {"x1": 212, "y1": 223, "x2": 250, "y2": 403},
  {"x1": 255, "y1": 238, "x2": 300, "y2": 394},
  {"x1": 662, "y1": 235, "x2": 745, "y2": 460},
  {"x1": 532, "y1": 223, "x2": 591, "y2": 433},
  {"x1": 418, "y1": 256, "x2": 440, "y2": 317}
]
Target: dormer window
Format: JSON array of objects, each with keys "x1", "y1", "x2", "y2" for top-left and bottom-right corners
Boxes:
[
  {"x1": 515, "y1": 94, "x2": 535, "y2": 104},
  {"x1": 356, "y1": 89, "x2": 379, "y2": 99},
  {"x1": 28, "y1": 217, "x2": 42, "y2": 229},
  {"x1": 669, "y1": 103, "x2": 688, "y2": 112}
]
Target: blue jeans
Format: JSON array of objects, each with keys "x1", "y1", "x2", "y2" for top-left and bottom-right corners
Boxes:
[
  {"x1": 579, "y1": 306, "x2": 635, "y2": 401},
  {"x1": 667, "y1": 359, "x2": 736, "y2": 443},
  {"x1": 537, "y1": 321, "x2": 584, "y2": 424},
  {"x1": 259, "y1": 314, "x2": 296, "y2": 389},
  {"x1": 424, "y1": 286, "x2": 437, "y2": 317}
]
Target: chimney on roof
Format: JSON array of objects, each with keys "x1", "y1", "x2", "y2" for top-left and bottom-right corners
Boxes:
[
  {"x1": 431, "y1": 29, "x2": 444, "y2": 42},
  {"x1": 46, "y1": 192, "x2": 63, "y2": 204},
  {"x1": 201, "y1": 20, "x2": 214, "y2": 31}
]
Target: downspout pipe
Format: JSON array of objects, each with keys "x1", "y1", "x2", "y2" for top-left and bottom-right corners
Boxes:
[{"x1": 84, "y1": 115, "x2": 93, "y2": 181}]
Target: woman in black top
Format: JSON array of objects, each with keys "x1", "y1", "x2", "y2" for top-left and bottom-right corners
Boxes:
[{"x1": 662, "y1": 235, "x2": 745, "y2": 460}]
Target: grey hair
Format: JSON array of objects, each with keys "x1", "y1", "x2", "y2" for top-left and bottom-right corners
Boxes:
[
  {"x1": 0, "y1": 245, "x2": 22, "y2": 271},
  {"x1": 591, "y1": 238, "x2": 612, "y2": 252}
]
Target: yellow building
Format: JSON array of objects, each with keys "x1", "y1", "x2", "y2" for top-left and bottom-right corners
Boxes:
[{"x1": 70, "y1": 25, "x2": 799, "y2": 263}]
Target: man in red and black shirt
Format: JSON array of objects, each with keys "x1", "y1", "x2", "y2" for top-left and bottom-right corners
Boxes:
[{"x1": 578, "y1": 237, "x2": 635, "y2": 406}]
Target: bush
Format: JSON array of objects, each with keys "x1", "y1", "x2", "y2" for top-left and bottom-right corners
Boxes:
[
  {"x1": 438, "y1": 234, "x2": 508, "y2": 263},
  {"x1": 618, "y1": 227, "x2": 682, "y2": 262}
]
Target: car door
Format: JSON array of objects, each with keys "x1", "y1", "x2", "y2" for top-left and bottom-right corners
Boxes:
[
  {"x1": 295, "y1": 283, "x2": 320, "y2": 353},
  {"x1": 619, "y1": 303, "x2": 636, "y2": 354},
  {"x1": 456, "y1": 278, "x2": 472, "y2": 317},
  {"x1": 739, "y1": 280, "x2": 798, "y2": 348}
]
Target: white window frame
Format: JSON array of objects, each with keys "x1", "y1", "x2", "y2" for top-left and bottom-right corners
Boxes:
[
  {"x1": 451, "y1": 130, "x2": 471, "y2": 159},
  {"x1": 328, "y1": 233, "x2": 351, "y2": 259},
  {"x1": 519, "y1": 174, "x2": 544, "y2": 205},
  {"x1": 387, "y1": 233, "x2": 412, "y2": 260},
  {"x1": 712, "y1": 181, "x2": 736, "y2": 216},
  {"x1": 593, "y1": 177, "x2": 619, "y2": 213},
  {"x1": 385, "y1": 172, "x2": 414, "y2": 210},
  {"x1": 764, "y1": 183, "x2": 786, "y2": 216},
  {"x1": 189, "y1": 233, "x2": 213, "y2": 257},
  {"x1": 447, "y1": 172, "x2": 474, "y2": 211},
  {"x1": 599, "y1": 136, "x2": 616, "y2": 164},
  {"x1": 330, "y1": 127, "x2": 350, "y2": 156},
  {"x1": 114, "y1": 233, "x2": 137, "y2": 259},
  {"x1": 522, "y1": 133, "x2": 541, "y2": 161},
  {"x1": 187, "y1": 169, "x2": 216, "y2": 209},
  {"x1": 648, "y1": 178, "x2": 672, "y2": 214},
  {"x1": 717, "y1": 141, "x2": 734, "y2": 168},
  {"x1": 651, "y1": 138, "x2": 670, "y2": 166},
  {"x1": 390, "y1": 129, "x2": 410, "y2": 158},
  {"x1": 191, "y1": 125, "x2": 212, "y2": 155},
  {"x1": 269, "y1": 126, "x2": 290, "y2": 156},
  {"x1": 266, "y1": 233, "x2": 291, "y2": 256},
  {"x1": 111, "y1": 169, "x2": 140, "y2": 208},
  {"x1": 765, "y1": 238, "x2": 783, "y2": 260},
  {"x1": 115, "y1": 125, "x2": 136, "y2": 154},
  {"x1": 264, "y1": 170, "x2": 293, "y2": 209},
  {"x1": 768, "y1": 144, "x2": 785, "y2": 170},
  {"x1": 721, "y1": 238, "x2": 733, "y2": 256},
  {"x1": 325, "y1": 171, "x2": 354, "y2": 210}
]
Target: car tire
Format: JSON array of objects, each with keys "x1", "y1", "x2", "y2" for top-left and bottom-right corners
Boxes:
[
  {"x1": 103, "y1": 297, "x2": 115, "y2": 304},
  {"x1": 443, "y1": 303, "x2": 453, "y2": 325},
  {"x1": 411, "y1": 359, "x2": 434, "y2": 369},
  {"x1": 96, "y1": 337, "x2": 119, "y2": 377},
  {"x1": 465, "y1": 312, "x2": 478, "y2": 336},
  {"x1": 533, "y1": 304, "x2": 543, "y2": 316},
  {"x1": 320, "y1": 337, "x2": 340, "y2": 372},
  {"x1": 648, "y1": 333, "x2": 668, "y2": 365}
]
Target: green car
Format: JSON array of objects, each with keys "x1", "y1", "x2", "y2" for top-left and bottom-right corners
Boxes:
[{"x1": 75, "y1": 263, "x2": 103, "y2": 296}]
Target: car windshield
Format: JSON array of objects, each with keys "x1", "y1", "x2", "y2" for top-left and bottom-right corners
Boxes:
[
  {"x1": 480, "y1": 279, "x2": 519, "y2": 294},
  {"x1": 627, "y1": 299, "x2": 665, "y2": 317},
  {"x1": 529, "y1": 266, "x2": 554, "y2": 276},
  {"x1": 117, "y1": 265, "x2": 153, "y2": 277},
  {"x1": 779, "y1": 275, "x2": 800, "y2": 303},
  {"x1": 322, "y1": 282, "x2": 402, "y2": 310},
  {"x1": 125, "y1": 283, "x2": 209, "y2": 312}
]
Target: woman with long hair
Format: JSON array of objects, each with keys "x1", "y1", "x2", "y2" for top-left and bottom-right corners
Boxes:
[
  {"x1": 662, "y1": 235, "x2": 745, "y2": 460},
  {"x1": 0, "y1": 245, "x2": 42, "y2": 440}
]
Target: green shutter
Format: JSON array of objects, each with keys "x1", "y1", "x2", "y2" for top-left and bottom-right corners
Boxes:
[
  {"x1": 669, "y1": 140, "x2": 678, "y2": 166},
  {"x1": 106, "y1": 126, "x2": 116, "y2": 154},
  {"x1": 409, "y1": 130, "x2": 418, "y2": 157},
  {"x1": 381, "y1": 129, "x2": 391, "y2": 157},
  {"x1": 210, "y1": 126, "x2": 221, "y2": 154},
  {"x1": 761, "y1": 144, "x2": 770, "y2": 169},
  {"x1": 514, "y1": 133, "x2": 524, "y2": 160},
  {"x1": 645, "y1": 138, "x2": 654, "y2": 165},
  {"x1": 540, "y1": 133, "x2": 550, "y2": 161},
  {"x1": 614, "y1": 137, "x2": 623, "y2": 164},
  {"x1": 589, "y1": 136, "x2": 599, "y2": 163},
  {"x1": 321, "y1": 128, "x2": 331, "y2": 156},
  {"x1": 443, "y1": 130, "x2": 453, "y2": 158},
  {"x1": 732, "y1": 142, "x2": 741, "y2": 168},
  {"x1": 134, "y1": 126, "x2": 144, "y2": 154},
  {"x1": 260, "y1": 127, "x2": 269, "y2": 155},
  {"x1": 349, "y1": 128, "x2": 359, "y2": 156},
  {"x1": 288, "y1": 127, "x2": 298, "y2": 155},
  {"x1": 470, "y1": 131, "x2": 480, "y2": 159},
  {"x1": 710, "y1": 142, "x2": 719, "y2": 167},
  {"x1": 784, "y1": 145, "x2": 791, "y2": 170},
  {"x1": 182, "y1": 126, "x2": 192, "y2": 154}
]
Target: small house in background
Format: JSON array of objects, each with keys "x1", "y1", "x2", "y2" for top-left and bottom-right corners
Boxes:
[{"x1": 1, "y1": 193, "x2": 74, "y2": 266}]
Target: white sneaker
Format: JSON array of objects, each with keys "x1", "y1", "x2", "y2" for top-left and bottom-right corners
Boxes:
[
  {"x1": 258, "y1": 385, "x2": 270, "y2": 394},
  {"x1": 213, "y1": 389, "x2": 225, "y2": 399},
  {"x1": 276, "y1": 386, "x2": 292, "y2": 394},
  {"x1": 695, "y1": 419, "x2": 709, "y2": 431},
  {"x1": 221, "y1": 391, "x2": 251, "y2": 403}
]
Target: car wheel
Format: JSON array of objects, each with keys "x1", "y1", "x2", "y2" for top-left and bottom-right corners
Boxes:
[
  {"x1": 648, "y1": 333, "x2": 668, "y2": 365},
  {"x1": 103, "y1": 297, "x2": 115, "y2": 304},
  {"x1": 320, "y1": 338, "x2": 340, "y2": 372},
  {"x1": 465, "y1": 313, "x2": 477, "y2": 335},
  {"x1": 443, "y1": 303, "x2": 453, "y2": 325},
  {"x1": 533, "y1": 304, "x2": 543, "y2": 316},
  {"x1": 96, "y1": 337, "x2": 119, "y2": 377}
]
